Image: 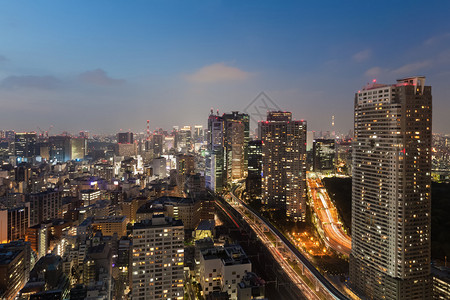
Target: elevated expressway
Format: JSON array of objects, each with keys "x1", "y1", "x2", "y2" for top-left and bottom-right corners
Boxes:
[{"x1": 215, "y1": 185, "x2": 351, "y2": 300}]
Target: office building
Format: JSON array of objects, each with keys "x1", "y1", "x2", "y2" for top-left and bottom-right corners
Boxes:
[
  {"x1": 246, "y1": 140, "x2": 262, "y2": 199},
  {"x1": 21, "y1": 254, "x2": 70, "y2": 299},
  {"x1": 136, "y1": 196, "x2": 202, "y2": 230},
  {"x1": 91, "y1": 216, "x2": 127, "y2": 237},
  {"x1": 131, "y1": 217, "x2": 184, "y2": 300},
  {"x1": 0, "y1": 203, "x2": 30, "y2": 243},
  {"x1": 152, "y1": 134, "x2": 164, "y2": 156},
  {"x1": 176, "y1": 126, "x2": 192, "y2": 152},
  {"x1": 176, "y1": 154, "x2": 195, "y2": 176},
  {"x1": 0, "y1": 241, "x2": 31, "y2": 300},
  {"x1": 70, "y1": 137, "x2": 87, "y2": 160},
  {"x1": 26, "y1": 224, "x2": 48, "y2": 260},
  {"x1": 259, "y1": 111, "x2": 307, "y2": 221},
  {"x1": 152, "y1": 157, "x2": 167, "y2": 179},
  {"x1": 350, "y1": 76, "x2": 432, "y2": 299},
  {"x1": 80, "y1": 189, "x2": 101, "y2": 207},
  {"x1": 115, "y1": 143, "x2": 137, "y2": 157},
  {"x1": 117, "y1": 132, "x2": 134, "y2": 144},
  {"x1": 194, "y1": 125, "x2": 204, "y2": 142},
  {"x1": 27, "y1": 190, "x2": 62, "y2": 226},
  {"x1": 312, "y1": 139, "x2": 336, "y2": 173},
  {"x1": 49, "y1": 136, "x2": 71, "y2": 162},
  {"x1": 206, "y1": 112, "x2": 225, "y2": 192},
  {"x1": 14, "y1": 132, "x2": 37, "y2": 162},
  {"x1": 223, "y1": 111, "x2": 249, "y2": 182}
]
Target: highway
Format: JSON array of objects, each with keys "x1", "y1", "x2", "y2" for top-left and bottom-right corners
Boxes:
[
  {"x1": 308, "y1": 175, "x2": 351, "y2": 256},
  {"x1": 234, "y1": 199, "x2": 321, "y2": 300},
  {"x1": 219, "y1": 184, "x2": 350, "y2": 300}
]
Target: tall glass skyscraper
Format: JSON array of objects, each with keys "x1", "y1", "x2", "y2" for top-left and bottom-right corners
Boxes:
[{"x1": 350, "y1": 76, "x2": 432, "y2": 299}]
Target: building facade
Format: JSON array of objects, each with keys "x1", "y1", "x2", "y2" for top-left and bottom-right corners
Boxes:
[
  {"x1": 206, "y1": 112, "x2": 225, "y2": 192},
  {"x1": 246, "y1": 140, "x2": 262, "y2": 200},
  {"x1": 222, "y1": 112, "x2": 249, "y2": 182},
  {"x1": 259, "y1": 111, "x2": 307, "y2": 221},
  {"x1": 312, "y1": 139, "x2": 336, "y2": 173},
  {"x1": 14, "y1": 133, "x2": 37, "y2": 163},
  {"x1": 0, "y1": 203, "x2": 30, "y2": 243},
  {"x1": 350, "y1": 76, "x2": 432, "y2": 299},
  {"x1": 199, "y1": 245, "x2": 251, "y2": 300},
  {"x1": 131, "y1": 217, "x2": 184, "y2": 300},
  {"x1": 49, "y1": 136, "x2": 71, "y2": 162}
]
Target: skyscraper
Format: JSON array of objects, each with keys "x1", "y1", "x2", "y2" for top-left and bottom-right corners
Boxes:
[
  {"x1": 350, "y1": 76, "x2": 432, "y2": 299},
  {"x1": 260, "y1": 111, "x2": 307, "y2": 221},
  {"x1": 205, "y1": 111, "x2": 249, "y2": 192},
  {"x1": 205, "y1": 111, "x2": 225, "y2": 192},
  {"x1": 246, "y1": 140, "x2": 262, "y2": 200},
  {"x1": 223, "y1": 111, "x2": 249, "y2": 182}
]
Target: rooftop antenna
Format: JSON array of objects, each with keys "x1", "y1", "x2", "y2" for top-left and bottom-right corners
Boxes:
[{"x1": 146, "y1": 120, "x2": 150, "y2": 141}]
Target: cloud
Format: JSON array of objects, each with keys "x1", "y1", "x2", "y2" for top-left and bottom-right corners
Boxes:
[
  {"x1": 78, "y1": 69, "x2": 125, "y2": 86},
  {"x1": 364, "y1": 67, "x2": 383, "y2": 78},
  {"x1": 0, "y1": 75, "x2": 61, "y2": 89},
  {"x1": 365, "y1": 60, "x2": 433, "y2": 78},
  {"x1": 353, "y1": 49, "x2": 371, "y2": 63},
  {"x1": 186, "y1": 62, "x2": 252, "y2": 83},
  {"x1": 0, "y1": 55, "x2": 7, "y2": 62},
  {"x1": 391, "y1": 60, "x2": 432, "y2": 75},
  {"x1": 424, "y1": 33, "x2": 450, "y2": 46}
]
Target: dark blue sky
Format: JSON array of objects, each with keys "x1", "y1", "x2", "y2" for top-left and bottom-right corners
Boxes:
[{"x1": 1, "y1": 1, "x2": 449, "y2": 134}]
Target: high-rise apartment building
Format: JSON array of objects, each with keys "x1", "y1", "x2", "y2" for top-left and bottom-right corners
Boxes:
[
  {"x1": 260, "y1": 111, "x2": 307, "y2": 221},
  {"x1": 350, "y1": 76, "x2": 432, "y2": 299},
  {"x1": 131, "y1": 216, "x2": 184, "y2": 300}
]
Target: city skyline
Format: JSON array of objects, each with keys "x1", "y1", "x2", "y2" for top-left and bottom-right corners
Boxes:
[{"x1": 1, "y1": 1, "x2": 450, "y2": 134}]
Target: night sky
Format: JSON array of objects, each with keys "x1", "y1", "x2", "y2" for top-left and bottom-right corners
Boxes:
[{"x1": 1, "y1": 1, "x2": 449, "y2": 134}]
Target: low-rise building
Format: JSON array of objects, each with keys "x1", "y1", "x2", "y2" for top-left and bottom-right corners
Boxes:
[
  {"x1": 91, "y1": 216, "x2": 127, "y2": 237},
  {"x1": 199, "y1": 245, "x2": 251, "y2": 300}
]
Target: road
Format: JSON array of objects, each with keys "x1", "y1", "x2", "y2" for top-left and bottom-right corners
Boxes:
[
  {"x1": 233, "y1": 201, "x2": 321, "y2": 300},
  {"x1": 221, "y1": 184, "x2": 350, "y2": 300},
  {"x1": 307, "y1": 174, "x2": 351, "y2": 256}
]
